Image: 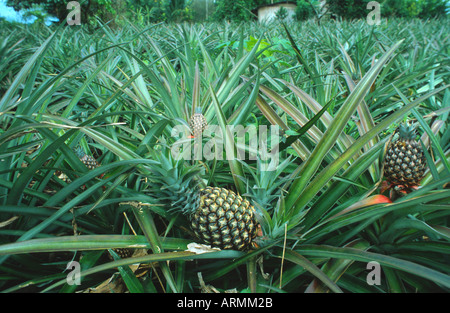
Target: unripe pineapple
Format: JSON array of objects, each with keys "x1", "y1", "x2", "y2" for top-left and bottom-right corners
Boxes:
[
  {"x1": 108, "y1": 248, "x2": 133, "y2": 260},
  {"x1": 54, "y1": 146, "x2": 99, "y2": 184},
  {"x1": 74, "y1": 146, "x2": 100, "y2": 170},
  {"x1": 189, "y1": 108, "x2": 207, "y2": 138},
  {"x1": 191, "y1": 187, "x2": 259, "y2": 250},
  {"x1": 383, "y1": 124, "x2": 427, "y2": 187},
  {"x1": 148, "y1": 149, "x2": 260, "y2": 251}
]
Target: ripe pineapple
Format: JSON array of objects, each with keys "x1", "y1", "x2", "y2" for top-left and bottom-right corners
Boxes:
[
  {"x1": 189, "y1": 108, "x2": 207, "y2": 138},
  {"x1": 383, "y1": 123, "x2": 427, "y2": 187},
  {"x1": 148, "y1": 149, "x2": 260, "y2": 251},
  {"x1": 74, "y1": 146, "x2": 100, "y2": 170}
]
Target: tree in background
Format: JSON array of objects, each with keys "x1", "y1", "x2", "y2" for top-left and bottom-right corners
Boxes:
[
  {"x1": 6, "y1": 0, "x2": 122, "y2": 24},
  {"x1": 295, "y1": 0, "x2": 321, "y2": 21},
  {"x1": 275, "y1": 6, "x2": 289, "y2": 21},
  {"x1": 326, "y1": 0, "x2": 448, "y2": 19},
  {"x1": 414, "y1": 0, "x2": 447, "y2": 18},
  {"x1": 383, "y1": 0, "x2": 448, "y2": 18},
  {"x1": 20, "y1": 3, "x2": 51, "y2": 25},
  {"x1": 127, "y1": 0, "x2": 165, "y2": 23},
  {"x1": 382, "y1": 0, "x2": 416, "y2": 17},
  {"x1": 326, "y1": 0, "x2": 372, "y2": 19},
  {"x1": 190, "y1": 0, "x2": 215, "y2": 21},
  {"x1": 161, "y1": 0, "x2": 193, "y2": 22},
  {"x1": 296, "y1": 0, "x2": 314, "y2": 20},
  {"x1": 6, "y1": 0, "x2": 193, "y2": 24},
  {"x1": 5, "y1": 0, "x2": 448, "y2": 25},
  {"x1": 211, "y1": 0, "x2": 268, "y2": 22}
]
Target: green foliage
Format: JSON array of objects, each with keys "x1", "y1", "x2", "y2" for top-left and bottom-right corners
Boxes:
[
  {"x1": 275, "y1": 6, "x2": 289, "y2": 21},
  {"x1": 0, "y1": 18, "x2": 448, "y2": 293},
  {"x1": 211, "y1": 0, "x2": 267, "y2": 22},
  {"x1": 327, "y1": 0, "x2": 373, "y2": 19},
  {"x1": 6, "y1": 0, "x2": 194, "y2": 25},
  {"x1": 326, "y1": 0, "x2": 449, "y2": 19},
  {"x1": 118, "y1": 0, "x2": 194, "y2": 24},
  {"x1": 382, "y1": 0, "x2": 416, "y2": 17},
  {"x1": 6, "y1": 0, "x2": 120, "y2": 24},
  {"x1": 161, "y1": 0, "x2": 193, "y2": 22},
  {"x1": 5, "y1": 0, "x2": 448, "y2": 24},
  {"x1": 190, "y1": 0, "x2": 215, "y2": 21},
  {"x1": 416, "y1": 0, "x2": 449, "y2": 18},
  {"x1": 20, "y1": 3, "x2": 50, "y2": 24},
  {"x1": 295, "y1": 0, "x2": 316, "y2": 20}
]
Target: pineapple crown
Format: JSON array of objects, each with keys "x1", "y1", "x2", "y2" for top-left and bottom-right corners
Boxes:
[
  {"x1": 193, "y1": 107, "x2": 203, "y2": 115},
  {"x1": 146, "y1": 146, "x2": 204, "y2": 215},
  {"x1": 74, "y1": 145, "x2": 86, "y2": 158},
  {"x1": 396, "y1": 123, "x2": 418, "y2": 141},
  {"x1": 238, "y1": 156, "x2": 293, "y2": 212}
]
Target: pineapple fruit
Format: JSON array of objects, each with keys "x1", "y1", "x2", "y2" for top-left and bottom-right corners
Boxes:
[
  {"x1": 191, "y1": 187, "x2": 259, "y2": 250},
  {"x1": 75, "y1": 146, "x2": 100, "y2": 170},
  {"x1": 108, "y1": 248, "x2": 133, "y2": 260},
  {"x1": 383, "y1": 123, "x2": 427, "y2": 188},
  {"x1": 148, "y1": 149, "x2": 260, "y2": 251},
  {"x1": 189, "y1": 108, "x2": 207, "y2": 138},
  {"x1": 58, "y1": 146, "x2": 103, "y2": 186}
]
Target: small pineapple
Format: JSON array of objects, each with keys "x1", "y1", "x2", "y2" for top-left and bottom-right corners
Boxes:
[
  {"x1": 54, "y1": 146, "x2": 100, "y2": 184},
  {"x1": 189, "y1": 108, "x2": 207, "y2": 138},
  {"x1": 383, "y1": 123, "x2": 427, "y2": 188},
  {"x1": 148, "y1": 148, "x2": 260, "y2": 251},
  {"x1": 108, "y1": 248, "x2": 133, "y2": 260},
  {"x1": 74, "y1": 146, "x2": 100, "y2": 170}
]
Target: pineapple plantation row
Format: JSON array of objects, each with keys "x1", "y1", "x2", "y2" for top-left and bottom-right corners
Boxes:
[{"x1": 0, "y1": 18, "x2": 449, "y2": 293}]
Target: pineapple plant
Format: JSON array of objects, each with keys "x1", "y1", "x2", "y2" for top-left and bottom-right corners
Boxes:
[
  {"x1": 189, "y1": 107, "x2": 207, "y2": 138},
  {"x1": 148, "y1": 148, "x2": 260, "y2": 251},
  {"x1": 383, "y1": 123, "x2": 427, "y2": 188}
]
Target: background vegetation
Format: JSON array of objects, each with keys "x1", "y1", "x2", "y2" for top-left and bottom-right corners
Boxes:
[{"x1": 4, "y1": 0, "x2": 449, "y2": 24}]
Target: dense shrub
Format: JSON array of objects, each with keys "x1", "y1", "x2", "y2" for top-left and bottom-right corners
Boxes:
[
  {"x1": 295, "y1": 0, "x2": 316, "y2": 20},
  {"x1": 326, "y1": 0, "x2": 448, "y2": 19}
]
